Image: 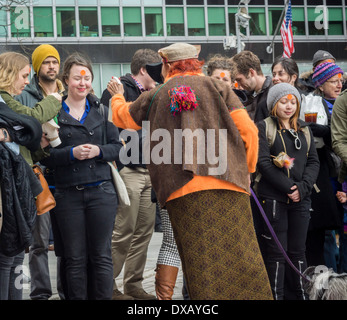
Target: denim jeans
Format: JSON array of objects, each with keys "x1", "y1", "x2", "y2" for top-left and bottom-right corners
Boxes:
[
  {"x1": 261, "y1": 197, "x2": 311, "y2": 300},
  {"x1": 54, "y1": 180, "x2": 117, "y2": 300},
  {"x1": 0, "y1": 251, "x2": 25, "y2": 300}
]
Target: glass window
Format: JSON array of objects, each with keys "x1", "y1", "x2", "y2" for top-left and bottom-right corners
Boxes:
[
  {"x1": 35, "y1": 0, "x2": 52, "y2": 4},
  {"x1": 228, "y1": 7, "x2": 237, "y2": 35},
  {"x1": 101, "y1": 7, "x2": 120, "y2": 36},
  {"x1": 100, "y1": 0, "x2": 120, "y2": 4},
  {"x1": 166, "y1": 7, "x2": 184, "y2": 36},
  {"x1": 33, "y1": 7, "x2": 53, "y2": 37},
  {"x1": 91, "y1": 64, "x2": 101, "y2": 98},
  {"x1": 123, "y1": 7, "x2": 142, "y2": 36},
  {"x1": 0, "y1": 9, "x2": 8, "y2": 37},
  {"x1": 248, "y1": 7, "x2": 266, "y2": 36},
  {"x1": 79, "y1": 7, "x2": 98, "y2": 37},
  {"x1": 11, "y1": 5, "x2": 30, "y2": 38},
  {"x1": 144, "y1": 0, "x2": 162, "y2": 5},
  {"x1": 187, "y1": 0, "x2": 204, "y2": 4},
  {"x1": 101, "y1": 64, "x2": 121, "y2": 92},
  {"x1": 145, "y1": 7, "x2": 163, "y2": 36},
  {"x1": 56, "y1": 7, "x2": 76, "y2": 37},
  {"x1": 78, "y1": 0, "x2": 97, "y2": 4},
  {"x1": 187, "y1": 7, "x2": 205, "y2": 36},
  {"x1": 327, "y1": 8, "x2": 343, "y2": 35},
  {"x1": 207, "y1": 0, "x2": 224, "y2": 4},
  {"x1": 208, "y1": 7, "x2": 225, "y2": 36},
  {"x1": 166, "y1": 0, "x2": 183, "y2": 4},
  {"x1": 291, "y1": 0, "x2": 304, "y2": 4},
  {"x1": 307, "y1": 0, "x2": 322, "y2": 4},
  {"x1": 292, "y1": 7, "x2": 305, "y2": 35},
  {"x1": 268, "y1": 7, "x2": 282, "y2": 35},
  {"x1": 307, "y1": 7, "x2": 325, "y2": 36}
]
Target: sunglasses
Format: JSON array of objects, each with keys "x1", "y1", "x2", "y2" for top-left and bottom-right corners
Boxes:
[{"x1": 288, "y1": 129, "x2": 301, "y2": 150}]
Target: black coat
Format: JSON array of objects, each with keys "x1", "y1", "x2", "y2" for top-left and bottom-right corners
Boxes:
[
  {"x1": 306, "y1": 98, "x2": 343, "y2": 230},
  {"x1": 40, "y1": 94, "x2": 123, "y2": 188},
  {"x1": 0, "y1": 144, "x2": 41, "y2": 256},
  {"x1": 256, "y1": 117, "x2": 320, "y2": 204}
]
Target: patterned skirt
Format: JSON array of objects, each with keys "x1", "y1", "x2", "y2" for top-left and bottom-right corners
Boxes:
[{"x1": 166, "y1": 189, "x2": 273, "y2": 300}]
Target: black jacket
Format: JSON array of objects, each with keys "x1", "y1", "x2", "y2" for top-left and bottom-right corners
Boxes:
[
  {"x1": 0, "y1": 144, "x2": 41, "y2": 256},
  {"x1": 256, "y1": 117, "x2": 320, "y2": 203},
  {"x1": 101, "y1": 73, "x2": 146, "y2": 170},
  {"x1": 40, "y1": 94, "x2": 123, "y2": 188}
]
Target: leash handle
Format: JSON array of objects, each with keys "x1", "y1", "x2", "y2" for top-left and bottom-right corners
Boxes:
[{"x1": 250, "y1": 188, "x2": 311, "y2": 283}]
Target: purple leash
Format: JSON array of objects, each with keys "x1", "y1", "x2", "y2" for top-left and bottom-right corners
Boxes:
[{"x1": 250, "y1": 188, "x2": 311, "y2": 283}]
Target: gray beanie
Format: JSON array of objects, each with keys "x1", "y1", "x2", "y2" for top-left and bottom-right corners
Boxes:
[
  {"x1": 267, "y1": 83, "x2": 301, "y2": 112},
  {"x1": 312, "y1": 50, "x2": 335, "y2": 67}
]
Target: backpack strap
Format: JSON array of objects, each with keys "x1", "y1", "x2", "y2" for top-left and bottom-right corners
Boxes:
[{"x1": 264, "y1": 117, "x2": 278, "y2": 148}]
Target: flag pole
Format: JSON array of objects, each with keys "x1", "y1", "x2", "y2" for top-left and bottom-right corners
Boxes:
[{"x1": 266, "y1": 0, "x2": 290, "y2": 61}]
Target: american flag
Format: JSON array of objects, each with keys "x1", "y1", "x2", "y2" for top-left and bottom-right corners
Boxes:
[{"x1": 280, "y1": 0, "x2": 295, "y2": 58}]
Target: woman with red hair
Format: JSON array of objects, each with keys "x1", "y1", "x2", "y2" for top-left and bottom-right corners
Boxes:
[{"x1": 108, "y1": 43, "x2": 273, "y2": 300}]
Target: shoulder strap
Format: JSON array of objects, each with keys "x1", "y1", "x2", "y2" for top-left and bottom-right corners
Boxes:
[
  {"x1": 264, "y1": 117, "x2": 277, "y2": 148},
  {"x1": 97, "y1": 102, "x2": 108, "y2": 145},
  {"x1": 301, "y1": 126, "x2": 311, "y2": 153}
]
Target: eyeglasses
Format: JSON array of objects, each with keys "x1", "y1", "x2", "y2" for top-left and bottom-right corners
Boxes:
[
  {"x1": 326, "y1": 79, "x2": 345, "y2": 86},
  {"x1": 288, "y1": 129, "x2": 301, "y2": 150}
]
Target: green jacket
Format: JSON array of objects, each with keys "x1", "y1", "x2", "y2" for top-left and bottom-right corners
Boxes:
[
  {"x1": 0, "y1": 90, "x2": 61, "y2": 165},
  {"x1": 331, "y1": 89, "x2": 347, "y2": 183}
]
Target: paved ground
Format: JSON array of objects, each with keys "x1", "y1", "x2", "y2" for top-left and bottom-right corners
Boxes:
[{"x1": 23, "y1": 232, "x2": 184, "y2": 300}]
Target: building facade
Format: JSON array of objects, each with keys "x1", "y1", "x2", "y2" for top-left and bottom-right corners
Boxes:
[{"x1": 0, "y1": 0, "x2": 346, "y2": 97}]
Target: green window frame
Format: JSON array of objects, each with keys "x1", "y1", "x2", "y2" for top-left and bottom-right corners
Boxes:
[
  {"x1": 208, "y1": 7, "x2": 225, "y2": 36},
  {"x1": 79, "y1": 7, "x2": 98, "y2": 37},
  {"x1": 248, "y1": 7, "x2": 266, "y2": 36},
  {"x1": 123, "y1": 7, "x2": 142, "y2": 36},
  {"x1": 11, "y1": 6, "x2": 30, "y2": 38},
  {"x1": 101, "y1": 7, "x2": 120, "y2": 36},
  {"x1": 0, "y1": 9, "x2": 8, "y2": 37},
  {"x1": 33, "y1": 7, "x2": 53, "y2": 37},
  {"x1": 268, "y1": 7, "x2": 282, "y2": 35},
  {"x1": 327, "y1": 7, "x2": 343, "y2": 35},
  {"x1": 144, "y1": 7, "x2": 163, "y2": 36},
  {"x1": 56, "y1": 7, "x2": 76, "y2": 37},
  {"x1": 228, "y1": 7, "x2": 237, "y2": 35},
  {"x1": 187, "y1": 7, "x2": 205, "y2": 36},
  {"x1": 166, "y1": 7, "x2": 184, "y2": 36},
  {"x1": 291, "y1": 7, "x2": 305, "y2": 35}
]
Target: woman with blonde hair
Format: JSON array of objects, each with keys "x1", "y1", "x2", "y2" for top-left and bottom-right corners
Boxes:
[{"x1": 0, "y1": 51, "x2": 61, "y2": 300}]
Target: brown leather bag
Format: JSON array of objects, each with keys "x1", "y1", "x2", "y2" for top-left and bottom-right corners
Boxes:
[{"x1": 32, "y1": 165, "x2": 56, "y2": 215}]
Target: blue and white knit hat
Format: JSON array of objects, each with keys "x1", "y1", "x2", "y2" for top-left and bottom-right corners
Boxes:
[{"x1": 312, "y1": 62, "x2": 344, "y2": 88}]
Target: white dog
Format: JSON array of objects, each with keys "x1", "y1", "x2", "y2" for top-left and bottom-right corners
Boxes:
[{"x1": 304, "y1": 265, "x2": 347, "y2": 300}]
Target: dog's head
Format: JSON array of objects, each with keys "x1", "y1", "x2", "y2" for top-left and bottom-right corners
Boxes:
[{"x1": 303, "y1": 265, "x2": 347, "y2": 300}]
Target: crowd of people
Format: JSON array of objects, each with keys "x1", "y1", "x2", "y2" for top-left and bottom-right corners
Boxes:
[{"x1": 0, "y1": 42, "x2": 346, "y2": 300}]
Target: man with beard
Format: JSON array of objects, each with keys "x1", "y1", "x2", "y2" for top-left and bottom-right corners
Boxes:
[{"x1": 16, "y1": 44, "x2": 65, "y2": 300}]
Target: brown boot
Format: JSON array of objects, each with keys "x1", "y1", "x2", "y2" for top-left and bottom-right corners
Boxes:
[{"x1": 155, "y1": 264, "x2": 179, "y2": 300}]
